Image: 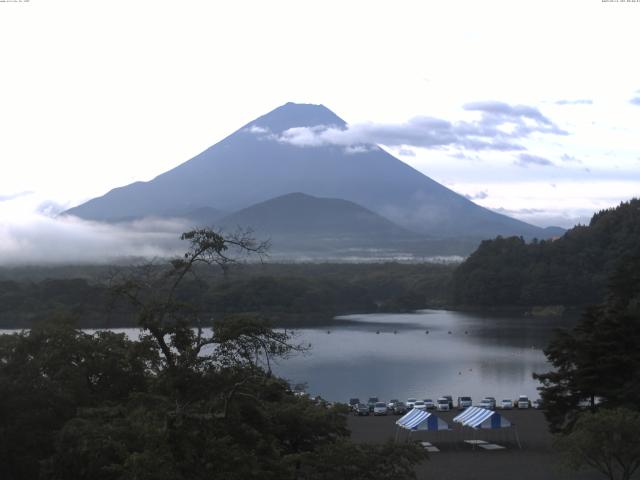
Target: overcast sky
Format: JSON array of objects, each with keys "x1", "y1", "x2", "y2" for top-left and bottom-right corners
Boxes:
[{"x1": 1, "y1": 0, "x2": 639, "y2": 233}]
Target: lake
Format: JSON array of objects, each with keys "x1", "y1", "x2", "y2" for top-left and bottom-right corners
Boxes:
[
  {"x1": 271, "y1": 309, "x2": 575, "y2": 404},
  {"x1": 1, "y1": 309, "x2": 576, "y2": 405}
]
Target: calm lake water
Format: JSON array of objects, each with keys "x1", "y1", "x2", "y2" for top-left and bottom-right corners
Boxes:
[
  {"x1": 272, "y1": 309, "x2": 574, "y2": 404},
  {"x1": 1, "y1": 309, "x2": 577, "y2": 405}
]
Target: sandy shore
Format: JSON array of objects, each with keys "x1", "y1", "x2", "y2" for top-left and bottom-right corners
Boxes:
[{"x1": 348, "y1": 409, "x2": 602, "y2": 479}]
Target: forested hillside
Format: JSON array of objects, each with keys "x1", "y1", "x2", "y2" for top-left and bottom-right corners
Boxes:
[
  {"x1": 452, "y1": 199, "x2": 640, "y2": 307},
  {"x1": 0, "y1": 263, "x2": 454, "y2": 329}
]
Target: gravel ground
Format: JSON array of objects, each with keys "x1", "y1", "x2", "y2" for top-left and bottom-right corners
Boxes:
[{"x1": 347, "y1": 409, "x2": 603, "y2": 480}]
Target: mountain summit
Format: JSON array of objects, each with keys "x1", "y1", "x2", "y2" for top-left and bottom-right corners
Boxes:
[{"x1": 65, "y1": 102, "x2": 555, "y2": 240}]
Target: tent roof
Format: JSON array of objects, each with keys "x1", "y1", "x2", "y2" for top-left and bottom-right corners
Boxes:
[
  {"x1": 396, "y1": 409, "x2": 450, "y2": 431},
  {"x1": 453, "y1": 406, "x2": 512, "y2": 429}
]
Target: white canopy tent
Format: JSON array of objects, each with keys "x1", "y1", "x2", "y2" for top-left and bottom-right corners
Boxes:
[
  {"x1": 453, "y1": 406, "x2": 512, "y2": 429},
  {"x1": 453, "y1": 407, "x2": 521, "y2": 448},
  {"x1": 396, "y1": 408, "x2": 451, "y2": 432},
  {"x1": 394, "y1": 408, "x2": 451, "y2": 445}
]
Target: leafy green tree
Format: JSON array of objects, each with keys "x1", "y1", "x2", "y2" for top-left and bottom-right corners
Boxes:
[
  {"x1": 556, "y1": 408, "x2": 640, "y2": 480},
  {"x1": 0, "y1": 317, "x2": 157, "y2": 480},
  {"x1": 534, "y1": 253, "x2": 640, "y2": 432},
  {"x1": 295, "y1": 440, "x2": 427, "y2": 480}
]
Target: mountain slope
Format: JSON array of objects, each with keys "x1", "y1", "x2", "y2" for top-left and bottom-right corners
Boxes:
[
  {"x1": 65, "y1": 102, "x2": 556, "y2": 239},
  {"x1": 218, "y1": 192, "x2": 412, "y2": 238}
]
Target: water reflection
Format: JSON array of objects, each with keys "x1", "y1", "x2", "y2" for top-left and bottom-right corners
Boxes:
[{"x1": 272, "y1": 309, "x2": 576, "y2": 403}]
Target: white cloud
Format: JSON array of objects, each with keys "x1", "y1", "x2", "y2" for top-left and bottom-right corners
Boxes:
[
  {"x1": 464, "y1": 190, "x2": 489, "y2": 200},
  {"x1": 514, "y1": 153, "x2": 555, "y2": 167},
  {"x1": 555, "y1": 99, "x2": 593, "y2": 105},
  {"x1": 0, "y1": 213, "x2": 190, "y2": 265},
  {"x1": 271, "y1": 101, "x2": 566, "y2": 153}
]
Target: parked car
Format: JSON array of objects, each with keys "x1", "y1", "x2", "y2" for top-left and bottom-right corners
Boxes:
[
  {"x1": 367, "y1": 397, "x2": 379, "y2": 412},
  {"x1": 387, "y1": 399, "x2": 400, "y2": 410},
  {"x1": 532, "y1": 399, "x2": 542, "y2": 409},
  {"x1": 413, "y1": 400, "x2": 427, "y2": 410},
  {"x1": 393, "y1": 401, "x2": 408, "y2": 415},
  {"x1": 478, "y1": 398, "x2": 494, "y2": 410},
  {"x1": 483, "y1": 397, "x2": 496, "y2": 410},
  {"x1": 423, "y1": 398, "x2": 435, "y2": 409},
  {"x1": 349, "y1": 398, "x2": 360, "y2": 411},
  {"x1": 457, "y1": 396, "x2": 473, "y2": 410},
  {"x1": 442, "y1": 395, "x2": 454, "y2": 409},
  {"x1": 353, "y1": 403, "x2": 370, "y2": 416},
  {"x1": 436, "y1": 397, "x2": 451, "y2": 411},
  {"x1": 517, "y1": 395, "x2": 530, "y2": 409},
  {"x1": 501, "y1": 399, "x2": 514, "y2": 409},
  {"x1": 406, "y1": 398, "x2": 417, "y2": 409},
  {"x1": 373, "y1": 402, "x2": 388, "y2": 415}
]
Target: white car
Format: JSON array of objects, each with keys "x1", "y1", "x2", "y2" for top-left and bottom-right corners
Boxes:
[
  {"x1": 457, "y1": 396, "x2": 473, "y2": 410},
  {"x1": 517, "y1": 395, "x2": 530, "y2": 409},
  {"x1": 482, "y1": 397, "x2": 496, "y2": 410},
  {"x1": 478, "y1": 399, "x2": 493, "y2": 410},
  {"x1": 413, "y1": 400, "x2": 427, "y2": 410},
  {"x1": 423, "y1": 398, "x2": 435, "y2": 409},
  {"x1": 373, "y1": 402, "x2": 388, "y2": 415},
  {"x1": 501, "y1": 399, "x2": 514, "y2": 409},
  {"x1": 406, "y1": 398, "x2": 417, "y2": 409},
  {"x1": 436, "y1": 397, "x2": 450, "y2": 411}
]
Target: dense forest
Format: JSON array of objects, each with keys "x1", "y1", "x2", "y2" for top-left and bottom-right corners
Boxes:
[
  {"x1": 0, "y1": 263, "x2": 455, "y2": 329},
  {"x1": 452, "y1": 199, "x2": 640, "y2": 307}
]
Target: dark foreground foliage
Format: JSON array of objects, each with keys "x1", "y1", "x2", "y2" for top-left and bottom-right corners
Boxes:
[
  {"x1": 534, "y1": 252, "x2": 640, "y2": 433},
  {"x1": 556, "y1": 408, "x2": 640, "y2": 480},
  {"x1": 453, "y1": 198, "x2": 640, "y2": 307},
  {"x1": 0, "y1": 229, "x2": 427, "y2": 480},
  {"x1": 0, "y1": 318, "x2": 426, "y2": 480}
]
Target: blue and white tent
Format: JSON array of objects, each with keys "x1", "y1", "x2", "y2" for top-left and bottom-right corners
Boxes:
[
  {"x1": 453, "y1": 406, "x2": 512, "y2": 429},
  {"x1": 396, "y1": 408, "x2": 450, "y2": 431}
]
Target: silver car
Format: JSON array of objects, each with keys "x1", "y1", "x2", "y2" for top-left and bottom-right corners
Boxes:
[
  {"x1": 413, "y1": 400, "x2": 427, "y2": 410},
  {"x1": 501, "y1": 399, "x2": 514, "y2": 410},
  {"x1": 478, "y1": 399, "x2": 494, "y2": 410},
  {"x1": 436, "y1": 397, "x2": 450, "y2": 411},
  {"x1": 373, "y1": 402, "x2": 388, "y2": 415}
]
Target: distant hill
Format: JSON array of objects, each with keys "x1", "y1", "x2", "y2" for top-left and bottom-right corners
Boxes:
[
  {"x1": 219, "y1": 192, "x2": 411, "y2": 237},
  {"x1": 64, "y1": 102, "x2": 559, "y2": 243},
  {"x1": 216, "y1": 192, "x2": 426, "y2": 257},
  {"x1": 452, "y1": 198, "x2": 640, "y2": 307}
]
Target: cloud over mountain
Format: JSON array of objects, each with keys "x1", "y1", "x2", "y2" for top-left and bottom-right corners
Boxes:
[{"x1": 268, "y1": 101, "x2": 567, "y2": 153}]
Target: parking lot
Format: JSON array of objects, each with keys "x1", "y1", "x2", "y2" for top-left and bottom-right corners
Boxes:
[{"x1": 347, "y1": 409, "x2": 602, "y2": 480}]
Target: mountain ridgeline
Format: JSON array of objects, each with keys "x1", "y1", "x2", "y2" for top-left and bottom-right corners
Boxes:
[
  {"x1": 452, "y1": 199, "x2": 640, "y2": 307},
  {"x1": 64, "y1": 102, "x2": 561, "y2": 256}
]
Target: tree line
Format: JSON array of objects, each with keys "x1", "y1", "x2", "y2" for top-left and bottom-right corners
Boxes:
[
  {"x1": 0, "y1": 262, "x2": 454, "y2": 329},
  {"x1": 452, "y1": 199, "x2": 640, "y2": 307}
]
